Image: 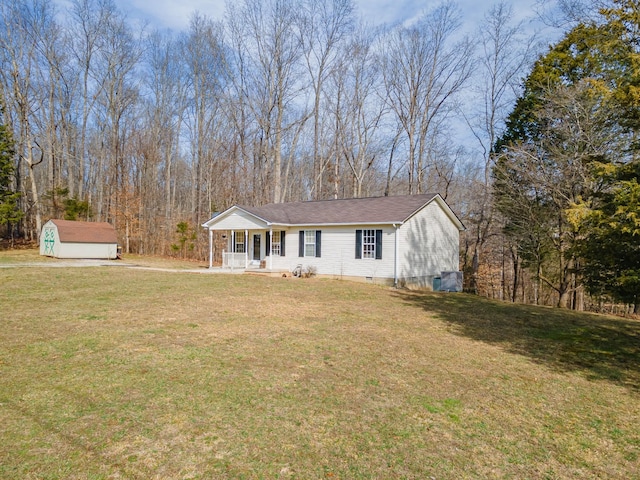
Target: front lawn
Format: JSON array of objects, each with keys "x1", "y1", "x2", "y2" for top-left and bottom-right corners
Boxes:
[{"x1": 1, "y1": 261, "x2": 638, "y2": 479}]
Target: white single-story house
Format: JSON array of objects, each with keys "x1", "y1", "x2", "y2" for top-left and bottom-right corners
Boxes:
[
  {"x1": 202, "y1": 194, "x2": 464, "y2": 288},
  {"x1": 40, "y1": 219, "x2": 118, "y2": 259}
]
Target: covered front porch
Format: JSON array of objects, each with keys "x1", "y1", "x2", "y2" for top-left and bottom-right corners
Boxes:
[
  {"x1": 202, "y1": 205, "x2": 290, "y2": 273},
  {"x1": 213, "y1": 229, "x2": 284, "y2": 271}
]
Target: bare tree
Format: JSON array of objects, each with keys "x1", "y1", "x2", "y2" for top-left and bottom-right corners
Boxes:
[
  {"x1": 297, "y1": 0, "x2": 355, "y2": 199},
  {"x1": 463, "y1": 2, "x2": 539, "y2": 294},
  {"x1": 228, "y1": 0, "x2": 307, "y2": 204},
  {"x1": 181, "y1": 13, "x2": 227, "y2": 224},
  {"x1": 68, "y1": 0, "x2": 114, "y2": 201},
  {"x1": 0, "y1": 0, "x2": 60, "y2": 240},
  {"x1": 90, "y1": 4, "x2": 141, "y2": 231},
  {"x1": 138, "y1": 29, "x2": 188, "y2": 253},
  {"x1": 35, "y1": 2, "x2": 75, "y2": 219},
  {"x1": 329, "y1": 24, "x2": 386, "y2": 198},
  {"x1": 381, "y1": 2, "x2": 473, "y2": 194}
]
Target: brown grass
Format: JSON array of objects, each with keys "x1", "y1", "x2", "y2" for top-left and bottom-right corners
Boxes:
[
  {"x1": 120, "y1": 253, "x2": 209, "y2": 269},
  {"x1": 0, "y1": 255, "x2": 638, "y2": 479},
  {"x1": 0, "y1": 248, "x2": 207, "y2": 269},
  {"x1": 0, "y1": 247, "x2": 57, "y2": 264}
]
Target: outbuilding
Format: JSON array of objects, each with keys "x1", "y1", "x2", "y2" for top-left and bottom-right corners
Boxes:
[{"x1": 40, "y1": 219, "x2": 118, "y2": 259}]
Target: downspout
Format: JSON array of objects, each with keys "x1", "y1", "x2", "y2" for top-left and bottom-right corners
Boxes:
[
  {"x1": 393, "y1": 224, "x2": 400, "y2": 288},
  {"x1": 208, "y1": 228, "x2": 213, "y2": 269}
]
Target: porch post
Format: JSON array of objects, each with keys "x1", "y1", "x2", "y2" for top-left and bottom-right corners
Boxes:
[
  {"x1": 245, "y1": 229, "x2": 249, "y2": 269},
  {"x1": 208, "y1": 229, "x2": 213, "y2": 269},
  {"x1": 231, "y1": 231, "x2": 235, "y2": 272},
  {"x1": 269, "y1": 228, "x2": 273, "y2": 270}
]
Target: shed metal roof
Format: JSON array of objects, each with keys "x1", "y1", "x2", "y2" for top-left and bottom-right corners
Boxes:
[{"x1": 49, "y1": 219, "x2": 118, "y2": 244}]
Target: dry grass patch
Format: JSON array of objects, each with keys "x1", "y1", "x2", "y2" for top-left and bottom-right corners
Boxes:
[
  {"x1": 0, "y1": 247, "x2": 206, "y2": 270},
  {"x1": 0, "y1": 247, "x2": 57, "y2": 264},
  {"x1": 0, "y1": 263, "x2": 638, "y2": 479},
  {"x1": 120, "y1": 253, "x2": 208, "y2": 270}
]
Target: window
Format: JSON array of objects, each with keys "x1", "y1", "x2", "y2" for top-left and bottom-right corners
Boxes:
[
  {"x1": 267, "y1": 231, "x2": 286, "y2": 256},
  {"x1": 271, "y1": 231, "x2": 281, "y2": 256},
  {"x1": 234, "y1": 231, "x2": 245, "y2": 253},
  {"x1": 356, "y1": 229, "x2": 382, "y2": 260},
  {"x1": 362, "y1": 229, "x2": 376, "y2": 259},
  {"x1": 305, "y1": 230, "x2": 316, "y2": 257},
  {"x1": 299, "y1": 230, "x2": 321, "y2": 257}
]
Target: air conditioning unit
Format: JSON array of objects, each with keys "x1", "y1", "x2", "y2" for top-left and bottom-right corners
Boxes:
[{"x1": 440, "y1": 271, "x2": 463, "y2": 292}]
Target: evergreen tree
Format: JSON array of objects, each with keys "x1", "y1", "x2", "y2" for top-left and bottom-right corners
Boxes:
[
  {"x1": 0, "y1": 110, "x2": 22, "y2": 242},
  {"x1": 574, "y1": 0, "x2": 640, "y2": 309},
  {"x1": 576, "y1": 161, "x2": 640, "y2": 310},
  {"x1": 494, "y1": 1, "x2": 639, "y2": 308}
]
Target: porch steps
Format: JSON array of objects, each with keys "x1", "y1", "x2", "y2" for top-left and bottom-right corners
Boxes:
[{"x1": 244, "y1": 269, "x2": 291, "y2": 278}]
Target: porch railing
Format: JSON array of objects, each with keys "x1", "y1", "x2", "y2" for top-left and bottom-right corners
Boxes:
[{"x1": 222, "y1": 251, "x2": 247, "y2": 270}]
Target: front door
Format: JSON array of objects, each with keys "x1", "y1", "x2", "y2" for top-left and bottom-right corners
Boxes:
[{"x1": 253, "y1": 234, "x2": 261, "y2": 261}]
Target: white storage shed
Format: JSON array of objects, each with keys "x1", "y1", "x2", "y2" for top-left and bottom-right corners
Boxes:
[{"x1": 40, "y1": 219, "x2": 118, "y2": 259}]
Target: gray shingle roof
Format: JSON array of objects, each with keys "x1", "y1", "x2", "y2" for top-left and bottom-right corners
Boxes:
[
  {"x1": 50, "y1": 219, "x2": 118, "y2": 243},
  {"x1": 239, "y1": 194, "x2": 440, "y2": 225}
]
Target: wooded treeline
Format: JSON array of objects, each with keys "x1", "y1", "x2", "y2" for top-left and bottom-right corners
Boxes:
[
  {"x1": 0, "y1": 0, "x2": 480, "y2": 249},
  {"x1": 0, "y1": 0, "x2": 638, "y2": 312},
  {"x1": 492, "y1": 0, "x2": 640, "y2": 312}
]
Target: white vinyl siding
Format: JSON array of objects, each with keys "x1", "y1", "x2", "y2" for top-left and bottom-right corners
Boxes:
[
  {"x1": 207, "y1": 209, "x2": 268, "y2": 230},
  {"x1": 397, "y1": 200, "x2": 459, "y2": 279},
  {"x1": 270, "y1": 227, "x2": 395, "y2": 279}
]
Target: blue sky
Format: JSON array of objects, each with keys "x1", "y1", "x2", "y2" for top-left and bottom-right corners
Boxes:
[{"x1": 113, "y1": 0, "x2": 544, "y2": 33}]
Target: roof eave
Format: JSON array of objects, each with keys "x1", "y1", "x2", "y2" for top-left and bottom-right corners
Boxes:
[
  {"x1": 269, "y1": 221, "x2": 405, "y2": 228},
  {"x1": 202, "y1": 205, "x2": 271, "y2": 228}
]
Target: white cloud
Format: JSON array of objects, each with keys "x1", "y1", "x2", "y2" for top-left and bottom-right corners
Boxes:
[
  {"x1": 115, "y1": 0, "x2": 226, "y2": 31},
  {"x1": 111, "y1": 0, "x2": 543, "y2": 37},
  {"x1": 114, "y1": 0, "x2": 431, "y2": 32}
]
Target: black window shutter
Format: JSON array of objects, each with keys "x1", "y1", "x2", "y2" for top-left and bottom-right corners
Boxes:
[
  {"x1": 375, "y1": 229, "x2": 383, "y2": 260},
  {"x1": 315, "y1": 230, "x2": 321, "y2": 257},
  {"x1": 266, "y1": 232, "x2": 271, "y2": 255},
  {"x1": 355, "y1": 230, "x2": 362, "y2": 259},
  {"x1": 299, "y1": 230, "x2": 304, "y2": 257},
  {"x1": 280, "y1": 231, "x2": 286, "y2": 256}
]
